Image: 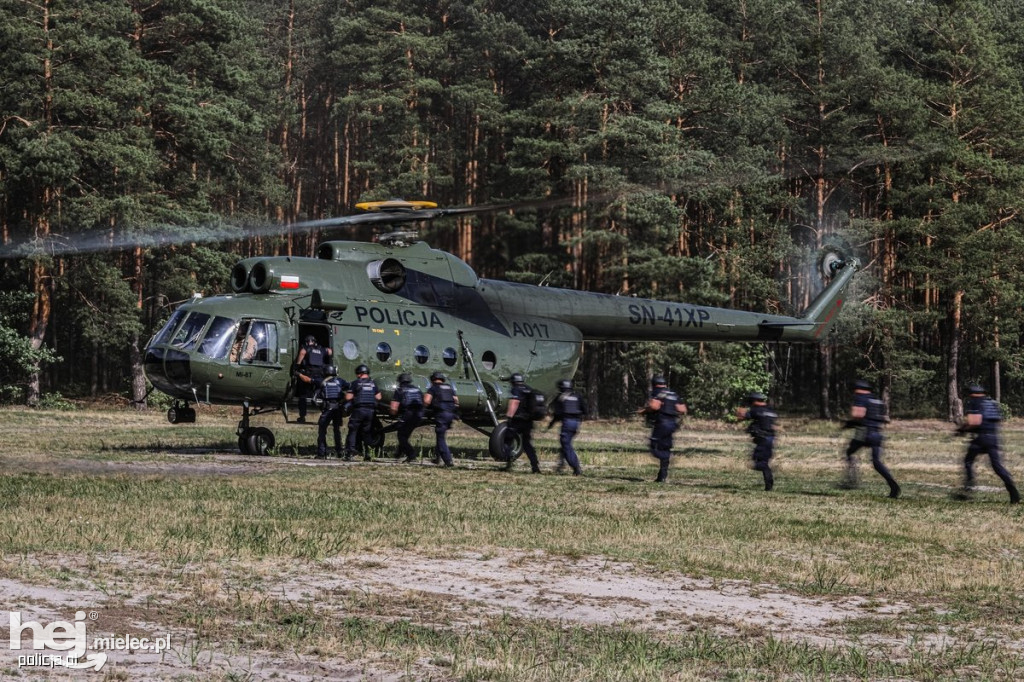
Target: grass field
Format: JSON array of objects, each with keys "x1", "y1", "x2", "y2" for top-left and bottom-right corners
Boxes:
[{"x1": 0, "y1": 406, "x2": 1021, "y2": 680}]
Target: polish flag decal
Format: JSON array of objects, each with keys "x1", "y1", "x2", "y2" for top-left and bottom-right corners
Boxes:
[{"x1": 279, "y1": 275, "x2": 300, "y2": 289}]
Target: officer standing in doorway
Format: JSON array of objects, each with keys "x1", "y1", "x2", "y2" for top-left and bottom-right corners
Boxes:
[
  {"x1": 641, "y1": 375, "x2": 687, "y2": 483},
  {"x1": 505, "y1": 373, "x2": 541, "y2": 473},
  {"x1": 295, "y1": 335, "x2": 332, "y2": 423},
  {"x1": 344, "y1": 364, "x2": 381, "y2": 461},
  {"x1": 423, "y1": 371, "x2": 458, "y2": 467},
  {"x1": 315, "y1": 366, "x2": 348, "y2": 459},
  {"x1": 841, "y1": 379, "x2": 900, "y2": 499},
  {"x1": 390, "y1": 373, "x2": 425, "y2": 463},
  {"x1": 955, "y1": 384, "x2": 1020, "y2": 503},
  {"x1": 737, "y1": 392, "x2": 777, "y2": 491},
  {"x1": 549, "y1": 379, "x2": 586, "y2": 475}
]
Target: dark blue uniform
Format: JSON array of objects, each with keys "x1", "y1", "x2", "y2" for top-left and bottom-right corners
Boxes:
[
  {"x1": 508, "y1": 384, "x2": 540, "y2": 473},
  {"x1": 345, "y1": 376, "x2": 380, "y2": 459},
  {"x1": 315, "y1": 376, "x2": 348, "y2": 458},
  {"x1": 648, "y1": 387, "x2": 681, "y2": 483},
  {"x1": 550, "y1": 390, "x2": 586, "y2": 475},
  {"x1": 394, "y1": 383, "x2": 424, "y2": 462},
  {"x1": 744, "y1": 403, "x2": 777, "y2": 491},
  {"x1": 426, "y1": 381, "x2": 458, "y2": 466},
  {"x1": 845, "y1": 391, "x2": 900, "y2": 498},
  {"x1": 963, "y1": 396, "x2": 1020, "y2": 503},
  {"x1": 297, "y1": 342, "x2": 328, "y2": 421}
]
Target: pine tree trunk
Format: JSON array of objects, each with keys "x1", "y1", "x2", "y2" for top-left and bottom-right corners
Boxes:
[{"x1": 947, "y1": 291, "x2": 963, "y2": 421}]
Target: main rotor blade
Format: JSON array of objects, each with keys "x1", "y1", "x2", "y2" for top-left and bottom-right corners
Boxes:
[{"x1": 0, "y1": 197, "x2": 581, "y2": 260}]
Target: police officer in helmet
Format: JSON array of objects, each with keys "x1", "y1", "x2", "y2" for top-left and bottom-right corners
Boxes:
[
  {"x1": 736, "y1": 391, "x2": 777, "y2": 491},
  {"x1": 841, "y1": 379, "x2": 900, "y2": 498},
  {"x1": 343, "y1": 364, "x2": 381, "y2": 461},
  {"x1": 423, "y1": 371, "x2": 459, "y2": 467},
  {"x1": 390, "y1": 373, "x2": 424, "y2": 463},
  {"x1": 315, "y1": 365, "x2": 348, "y2": 458},
  {"x1": 504, "y1": 372, "x2": 542, "y2": 473},
  {"x1": 549, "y1": 378, "x2": 586, "y2": 475},
  {"x1": 641, "y1": 374, "x2": 687, "y2": 483},
  {"x1": 295, "y1": 334, "x2": 332, "y2": 423},
  {"x1": 955, "y1": 384, "x2": 1020, "y2": 503}
]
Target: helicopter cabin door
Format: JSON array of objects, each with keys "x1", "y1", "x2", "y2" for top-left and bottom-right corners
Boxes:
[{"x1": 296, "y1": 322, "x2": 333, "y2": 365}]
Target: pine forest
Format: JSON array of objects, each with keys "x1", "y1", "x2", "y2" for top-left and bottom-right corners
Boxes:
[{"x1": 4, "y1": 0, "x2": 1024, "y2": 420}]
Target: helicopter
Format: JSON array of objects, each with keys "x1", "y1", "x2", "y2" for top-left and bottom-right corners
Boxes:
[{"x1": 142, "y1": 199, "x2": 860, "y2": 460}]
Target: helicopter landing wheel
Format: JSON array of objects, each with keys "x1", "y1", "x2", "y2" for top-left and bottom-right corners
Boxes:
[
  {"x1": 246, "y1": 427, "x2": 275, "y2": 456},
  {"x1": 237, "y1": 430, "x2": 253, "y2": 455},
  {"x1": 488, "y1": 422, "x2": 523, "y2": 462},
  {"x1": 167, "y1": 402, "x2": 195, "y2": 424}
]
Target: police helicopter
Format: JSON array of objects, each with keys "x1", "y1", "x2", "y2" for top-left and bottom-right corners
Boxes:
[{"x1": 141, "y1": 199, "x2": 859, "y2": 459}]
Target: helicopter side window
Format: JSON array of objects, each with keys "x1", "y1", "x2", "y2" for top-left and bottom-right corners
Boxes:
[
  {"x1": 414, "y1": 345, "x2": 429, "y2": 364},
  {"x1": 342, "y1": 340, "x2": 360, "y2": 360},
  {"x1": 443, "y1": 347, "x2": 457, "y2": 367},
  {"x1": 198, "y1": 316, "x2": 238, "y2": 359},
  {"x1": 170, "y1": 312, "x2": 211, "y2": 351},
  {"x1": 230, "y1": 320, "x2": 278, "y2": 364},
  {"x1": 481, "y1": 350, "x2": 497, "y2": 370},
  {"x1": 152, "y1": 309, "x2": 188, "y2": 346},
  {"x1": 376, "y1": 342, "x2": 392, "y2": 362}
]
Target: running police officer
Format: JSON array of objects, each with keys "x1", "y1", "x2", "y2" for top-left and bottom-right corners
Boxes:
[
  {"x1": 390, "y1": 373, "x2": 425, "y2": 463},
  {"x1": 841, "y1": 379, "x2": 900, "y2": 498},
  {"x1": 548, "y1": 379, "x2": 586, "y2": 475},
  {"x1": 315, "y1": 366, "x2": 348, "y2": 459},
  {"x1": 505, "y1": 373, "x2": 541, "y2": 473},
  {"x1": 423, "y1": 371, "x2": 458, "y2": 467},
  {"x1": 737, "y1": 392, "x2": 776, "y2": 491},
  {"x1": 344, "y1": 364, "x2": 381, "y2": 461},
  {"x1": 641, "y1": 375, "x2": 687, "y2": 483},
  {"x1": 955, "y1": 384, "x2": 1020, "y2": 503},
  {"x1": 295, "y1": 335, "x2": 332, "y2": 423}
]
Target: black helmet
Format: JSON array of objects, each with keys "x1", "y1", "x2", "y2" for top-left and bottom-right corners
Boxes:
[
  {"x1": 510, "y1": 372, "x2": 525, "y2": 385},
  {"x1": 306, "y1": 335, "x2": 318, "y2": 345},
  {"x1": 968, "y1": 384, "x2": 986, "y2": 395},
  {"x1": 398, "y1": 372, "x2": 412, "y2": 385},
  {"x1": 651, "y1": 374, "x2": 667, "y2": 387},
  {"x1": 853, "y1": 379, "x2": 872, "y2": 391},
  {"x1": 355, "y1": 364, "x2": 369, "y2": 375},
  {"x1": 747, "y1": 391, "x2": 767, "y2": 403},
  {"x1": 557, "y1": 379, "x2": 573, "y2": 392},
  {"x1": 325, "y1": 365, "x2": 337, "y2": 377},
  {"x1": 430, "y1": 371, "x2": 445, "y2": 382}
]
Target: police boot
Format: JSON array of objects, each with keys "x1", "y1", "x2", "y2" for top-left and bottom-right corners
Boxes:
[
  {"x1": 951, "y1": 486, "x2": 974, "y2": 501},
  {"x1": 888, "y1": 482, "x2": 901, "y2": 499},
  {"x1": 837, "y1": 463, "x2": 860, "y2": 490},
  {"x1": 1008, "y1": 485, "x2": 1020, "y2": 504}
]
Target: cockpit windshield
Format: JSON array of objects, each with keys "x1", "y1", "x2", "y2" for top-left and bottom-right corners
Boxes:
[
  {"x1": 197, "y1": 316, "x2": 238, "y2": 359},
  {"x1": 151, "y1": 309, "x2": 188, "y2": 347},
  {"x1": 168, "y1": 312, "x2": 212, "y2": 351}
]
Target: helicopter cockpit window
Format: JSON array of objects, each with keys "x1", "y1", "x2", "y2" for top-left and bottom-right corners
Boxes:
[
  {"x1": 414, "y1": 345, "x2": 429, "y2": 364},
  {"x1": 197, "y1": 316, "x2": 238, "y2": 359},
  {"x1": 230, "y1": 320, "x2": 278, "y2": 364},
  {"x1": 170, "y1": 312, "x2": 211, "y2": 351},
  {"x1": 443, "y1": 347, "x2": 457, "y2": 367},
  {"x1": 481, "y1": 350, "x2": 497, "y2": 370},
  {"x1": 376, "y1": 342, "x2": 392, "y2": 362},
  {"x1": 152, "y1": 309, "x2": 188, "y2": 346}
]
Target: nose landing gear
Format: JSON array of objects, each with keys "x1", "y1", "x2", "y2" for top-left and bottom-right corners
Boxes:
[{"x1": 167, "y1": 401, "x2": 197, "y2": 424}]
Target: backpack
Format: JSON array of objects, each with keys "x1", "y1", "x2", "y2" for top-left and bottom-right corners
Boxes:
[{"x1": 522, "y1": 386, "x2": 548, "y2": 420}]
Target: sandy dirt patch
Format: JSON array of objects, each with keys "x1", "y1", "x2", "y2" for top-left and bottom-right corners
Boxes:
[{"x1": 0, "y1": 548, "x2": 921, "y2": 681}]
